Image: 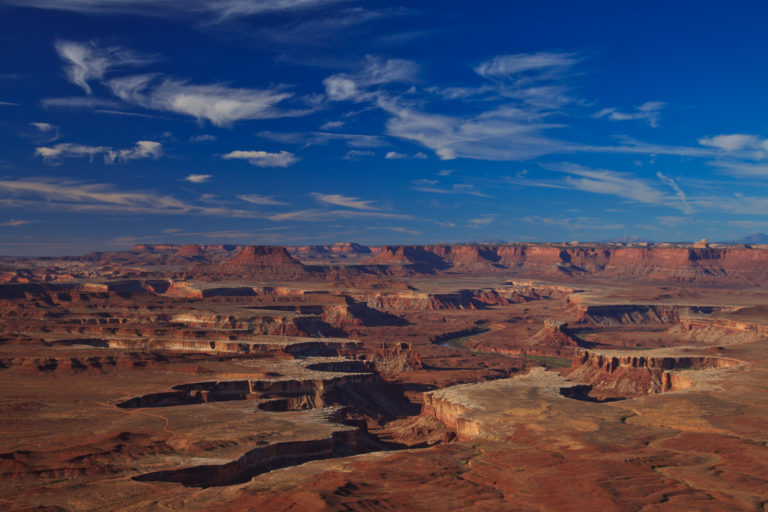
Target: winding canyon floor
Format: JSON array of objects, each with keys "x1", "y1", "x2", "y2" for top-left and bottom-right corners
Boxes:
[{"x1": 2, "y1": 245, "x2": 768, "y2": 511}]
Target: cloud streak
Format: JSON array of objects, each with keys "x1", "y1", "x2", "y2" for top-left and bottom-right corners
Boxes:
[
  {"x1": 238, "y1": 194, "x2": 287, "y2": 205},
  {"x1": 594, "y1": 101, "x2": 666, "y2": 127},
  {"x1": 222, "y1": 150, "x2": 299, "y2": 167},
  {"x1": 267, "y1": 208, "x2": 411, "y2": 221},
  {"x1": 5, "y1": 0, "x2": 346, "y2": 21},
  {"x1": 0, "y1": 178, "x2": 255, "y2": 217},
  {"x1": 35, "y1": 140, "x2": 162, "y2": 164},
  {"x1": 311, "y1": 193, "x2": 379, "y2": 210}
]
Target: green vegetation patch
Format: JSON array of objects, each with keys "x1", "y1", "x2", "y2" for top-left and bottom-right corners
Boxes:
[{"x1": 522, "y1": 354, "x2": 572, "y2": 368}]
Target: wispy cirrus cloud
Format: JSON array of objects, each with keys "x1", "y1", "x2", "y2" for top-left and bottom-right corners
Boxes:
[
  {"x1": 709, "y1": 161, "x2": 768, "y2": 177},
  {"x1": 29, "y1": 122, "x2": 61, "y2": 142},
  {"x1": 412, "y1": 180, "x2": 489, "y2": 197},
  {"x1": 379, "y1": 97, "x2": 566, "y2": 160},
  {"x1": 311, "y1": 193, "x2": 379, "y2": 210},
  {"x1": 594, "y1": 101, "x2": 666, "y2": 127},
  {"x1": 49, "y1": 40, "x2": 313, "y2": 125},
  {"x1": 30, "y1": 122, "x2": 57, "y2": 133},
  {"x1": 382, "y1": 226, "x2": 420, "y2": 235},
  {"x1": 0, "y1": 178, "x2": 255, "y2": 217},
  {"x1": 656, "y1": 171, "x2": 692, "y2": 214},
  {"x1": 34, "y1": 143, "x2": 109, "y2": 163},
  {"x1": 35, "y1": 140, "x2": 162, "y2": 164},
  {"x1": 323, "y1": 55, "x2": 418, "y2": 102},
  {"x1": 222, "y1": 150, "x2": 299, "y2": 167},
  {"x1": 258, "y1": 130, "x2": 388, "y2": 148},
  {"x1": 0, "y1": 219, "x2": 34, "y2": 227},
  {"x1": 468, "y1": 214, "x2": 496, "y2": 226},
  {"x1": 474, "y1": 51, "x2": 580, "y2": 110},
  {"x1": 256, "y1": 6, "x2": 404, "y2": 45},
  {"x1": 474, "y1": 52, "x2": 579, "y2": 79},
  {"x1": 238, "y1": 194, "x2": 288, "y2": 205},
  {"x1": 320, "y1": 51, "x2": 580, "y2": 161},
  {"x1": 108, "y1": 76, "x2": 303, "y2": 126},
  {"x1": 547, "y1": 163, "x2": 669, "y2": 205},
  {"x1": 3, "y1": 0, "x2": 347, "y2": 21},
  {"x1": 54, "y1": 40, "x2": 154, "y2": 94},
  {"x1": 521, "y1": 216, "x2": 625, "y2": 232},
  {"x1": 385, "y1": 151, "x2": 427, "y2": 159},
  {"x1": 698, "y1": 133, "x2": 768, "y2": 152},
  {"x1": 267, "y1": 208, "x2": 410, "y2": 222}
]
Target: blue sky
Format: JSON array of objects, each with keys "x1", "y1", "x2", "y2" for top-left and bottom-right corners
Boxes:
[{"x1": 2, "y1": 0, "x2": 768, "y2": 255}]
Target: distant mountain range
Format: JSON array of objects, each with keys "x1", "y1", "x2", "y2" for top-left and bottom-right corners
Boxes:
[{"x1": 725, "y1": 233, "x2": 768, "y2": 244}]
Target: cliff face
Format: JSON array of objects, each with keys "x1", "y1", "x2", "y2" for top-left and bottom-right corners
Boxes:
[
  {"x1": 56, "y1": 243, "x2": 768, "y2": 284},
  {"x1": 568, "y1": 349, "x2": 740, "y2": 395},
  {"x1": 421, "y1": 392, "x2": 481, "y2": 441},
  {"x1": 357, "y1": 244, "x2": 768, "y2": 283}
]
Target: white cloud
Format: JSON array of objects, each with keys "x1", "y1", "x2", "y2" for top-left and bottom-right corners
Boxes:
[
  {"x1": 54, "y1": 40, "x2": 153, "y2": 94},
  {"x1": 105, "y1": 140, "x2": 162, "y2": 163},
  {"x1": 521, "y1": 216, "x2": 625, "y2": 232},
  {"x1": 7, "y1": 0, "x2": 346, "y2": 20},
  {"x1": 323, "y1": 56, "x2": 418, "y2": 102},
  {"x1": 552, "y1": 163, "x2": 667, "y2": 205},
  {"x1": 320, "y1": 120, "x2": 345, "y2": 130},
  {"x1": 594, "y1": 101, "x2": 665, "y2": 127},
  {"x1": 0, "y1": 100, "x2": 19, "y2": 106},
  {"x1": 222, "y1": 150, "x2": 299, "y2": 167},
  {"x1": 0, "y1": 178, "x2": 255, "y2": 217},
  {"x1": 35, "y1": 143, "x2": 109, "y2": 163},
  {"x1": 710, "y1": 161, "x2": 768, "y2": 176},
  {"x1": 385, "y1": 151, "x2": 427, "y2": 159},
  {"x1": 35, "y1": 140, "x2": 162, "y2": 164},
  {"x1": 238, "y1": 194, "x2": 287, "y2": 205},
  {"x1": 184, "y1": 174, "x2": 212, "y2": 183},
  {"x1": 30, "y1": 122, "x2": 61, "y2": 142},
  {"x1": 30, "y1": 122, "x2": 55, "y2": 132},
  {"x1": 656, "y1": 172, "x2": 692, "y2": 214},
  {"x1": 505, "y1": 163, "x2": 680, "y2": 210},
  {"x1": 382, "y1": 226, "x2": 420, "y2": 235},
  {"x1": 698, "y1": 133, "x2": 768, "y2": 152},
  {"x1": 108, "y1": 76, "x2": 300, "y2": 126},
  {"x1": 268, "y1": 208, "x2": 410, "y2": 221},
  {"x1": 0, "y1": 219, "x2": 34, "y2": 226},
  {"x1": 475, "y1": 52, "x2": 578, "y2": 78},
  {"x1": 379, "y1": 97, "x2": 565, "y2": 161},
  {"x1": 311, "y1": 193, "x2": 378, "y2": 210},
  {"x1": 413, "y1": 182, "x2": 489, "y2": 197},
  {"x1": 257, "y1": 130, "x2": 388, "y2": 148},
  {"x1": 259, "y1": 7, "x2": 403, "y2": 45},
  {"x1": 469, "y1": 215, "x2": 496, "y2": 225}
]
